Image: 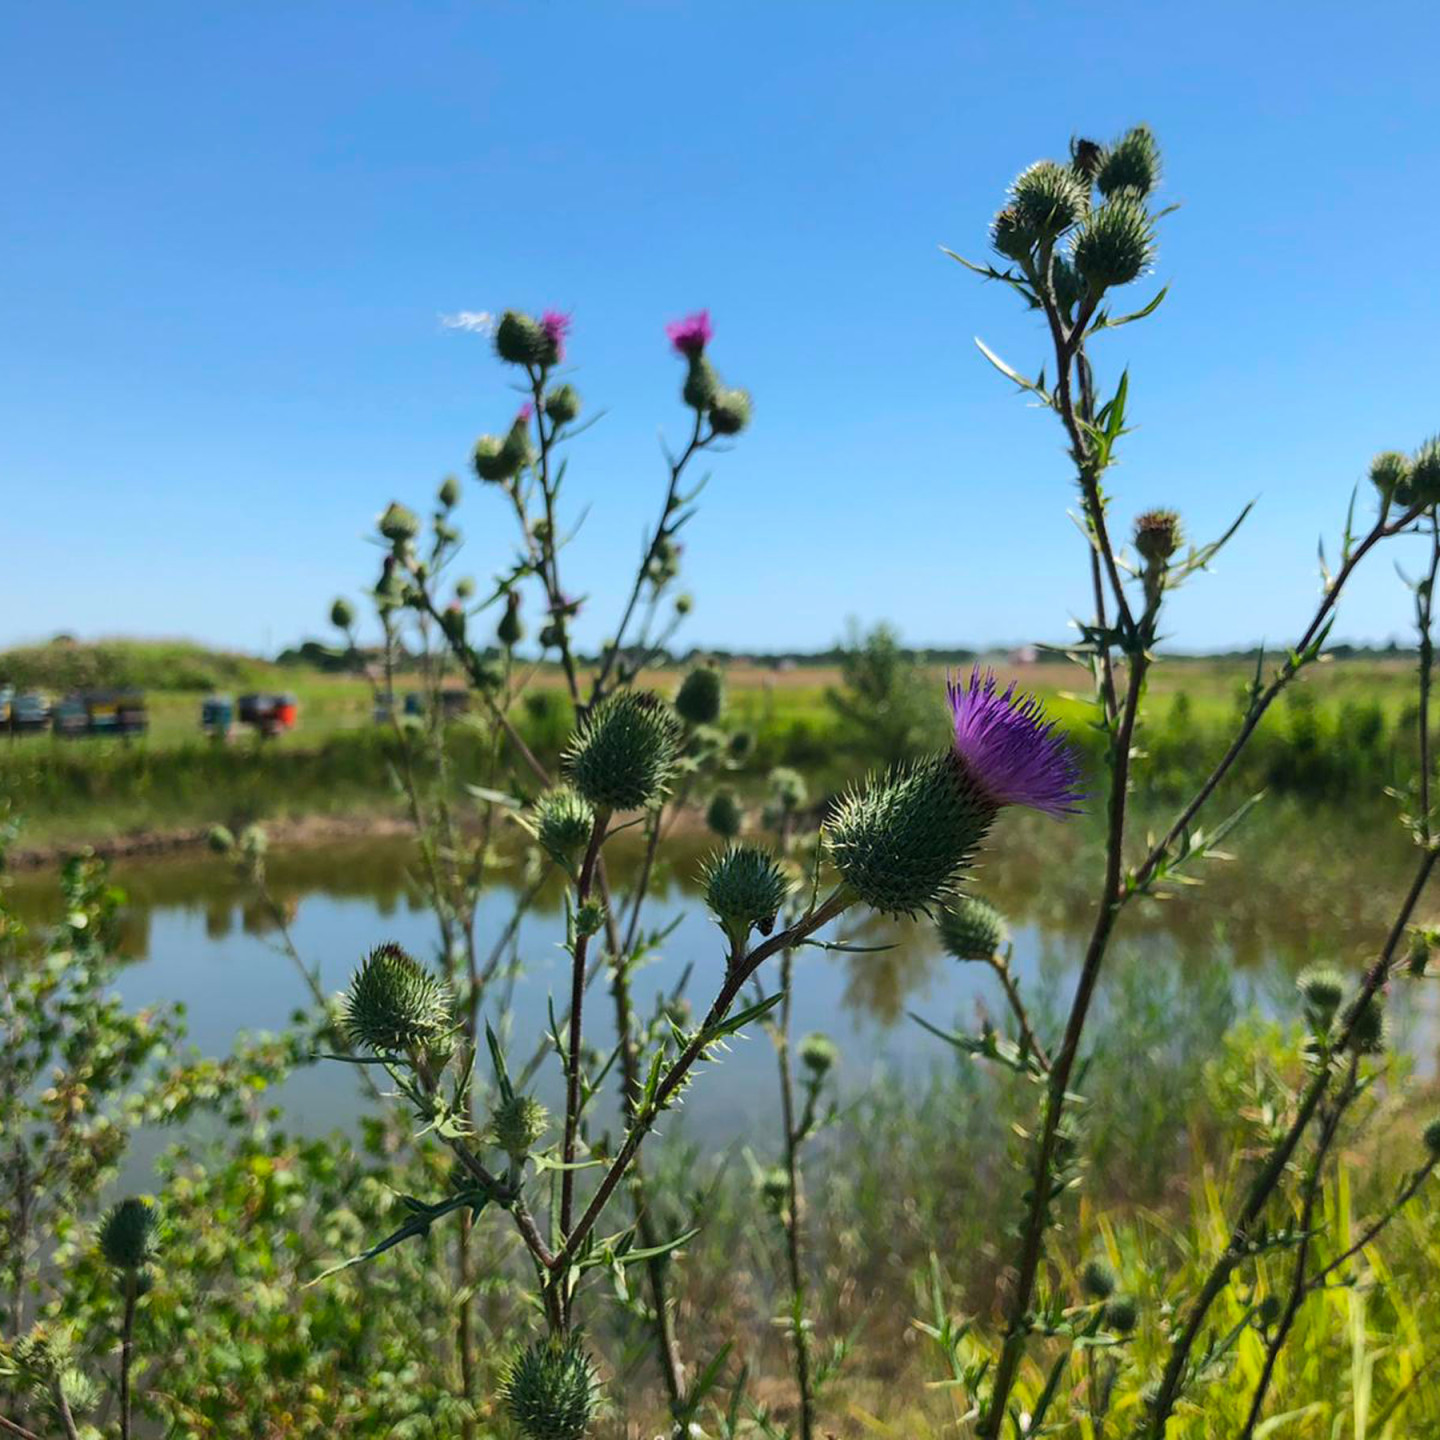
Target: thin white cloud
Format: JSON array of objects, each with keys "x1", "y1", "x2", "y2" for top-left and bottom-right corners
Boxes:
[{"x1": 439, "y1": 310, "x2": 495, "y2": 335}]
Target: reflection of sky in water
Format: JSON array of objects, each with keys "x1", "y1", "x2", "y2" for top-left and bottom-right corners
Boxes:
[{"x1": 13, "y1": 813, "x2": 1439, "y2": 1190}]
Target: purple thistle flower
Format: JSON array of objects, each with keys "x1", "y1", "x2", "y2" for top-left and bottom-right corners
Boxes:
[
  {"x1": 665, "y1": 309, "x2": 713, "y2": 358},
  {"x1": 541, "y1": 309, "x2": 571, "y2": 362},
  {"x1": 517, "y1": 402, "x2": 534, "y2": 423},
  {"x1": 947, "y1": 668, "x2": 1083, "y2": 817}
]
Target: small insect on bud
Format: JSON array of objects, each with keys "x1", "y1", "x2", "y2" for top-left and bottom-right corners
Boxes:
[
  {"x1": 544, "y1": 383, "x2": 582, "y2": 426},
  {"x1": 1010, "y1": 159, "x2": 1090, "y2": 241},
  {"x1": 1423, "y1": 1116, "x2": 1440, "y2": 1157},
  {"x1": 493, "y1": 309, "x2": 551, "y2": 367},
  {"x1": 490, "y1": 1094, "x2": 549, "y2": 1161},
  {"x1": 343, "y1": 943, "x2": 454, "y2": 1056},
  {"x1": 1080, "y1": 1258, "x2": 1117, "y2": 1301},
  {"x1": 708, "y1": 387, "x2": 752, "y2": 436},
  {"x1": 498, "y1": 593, "x2": 524, "y2": 648},
  {"x1": 1071, "y1": 195, "x2": 1156, "y2": 290},
  {"x1": 100, "y1": 1197, "x2": 160, "y2": 1272},
  {"x1": 379, "y1": 501, "x2": 421, "y2": 545},
  {"x1": 330, "y1": 597, "x2": 356, "y2": 631},
  {"x1": 1105, "y1": 1294, "x2": 1140, "y2": 1334},
  {"x1": 1410, "y1": 436, "x2": 1440, "y2": 508},
  {"x1": 1134, "y1": 509, "x2": 1182, "y2": 565},
  {"x1": 706, "y1": 789, "x2": 744, "y2": 839},
  {"x1": 1096, "y1": 124, "x2": 1162, "y2": 200},
  {"x1": 533, "y1": 787, "x2": 596, "y2": 866},
  {"x1": 937, "y1": 894, "x2": 1009, "y2": 962},
  {"x1": 799, "y1": 1032, "x2": 838, "y2": 1077},
  {"x1": 500, "y1": 1337, "x2": 601, "y2": 1440},
  {"x1": 206, "y1": 824, "x2": 236, "y2": 855},
  {"x1": 563, "y1": 690, "x2": 682, "y2": 813},
  {"x1": 1070, "y1": 136, "x2": 1104, "y2": 179},
  {"x1": 700, "y1": 845, "x2": 792, "y2": 952},
  {"x1": 675, "y1": 664, "x2": 724, "y2": 726},
  {"x1": 437, "y1": 474, "x2": 462, "y2": 510}
]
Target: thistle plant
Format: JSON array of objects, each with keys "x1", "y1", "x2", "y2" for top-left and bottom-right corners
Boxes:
[
  {"x1": 921, "y1": 121, "x2": 1440, "y2": 1436},
  {"x1": 98, "y1": 1197, "x2": 159, "y2": 1440}
]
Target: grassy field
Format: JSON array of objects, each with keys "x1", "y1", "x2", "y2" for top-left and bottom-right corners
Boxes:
[{"x1": 1, "y1": 641, "x2": 1427, "y2": 853}]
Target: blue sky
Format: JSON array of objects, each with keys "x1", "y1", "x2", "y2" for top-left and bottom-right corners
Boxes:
[{"x1": 4, "y1": 2, "x2": 1439, "y2": 657}]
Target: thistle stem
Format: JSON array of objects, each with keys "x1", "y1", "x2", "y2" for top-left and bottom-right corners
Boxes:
[{"x1": 118, "y1": 1269, "x2": 136, "y2": 1440}]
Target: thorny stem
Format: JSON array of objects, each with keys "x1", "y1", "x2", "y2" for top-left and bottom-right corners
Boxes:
[
  {"x1": 553, "y1": 890, "x2": 852, "y2": 1272},
  {"x1": 119, "y1": 1269, "x2": 136, "y2": 1440},
  {"x1": 986, "y1": 949, "x2": 1050, "y2": 1073},
  {"x1": 775, "y1": 950, "x2": 816, "y2": 1440},
  {"x1": 1146, "y1": 845, "x2": 1438, "y2": 1433},
  {"x1": 1237, "y1": 1057, "x2": 1359, "y2": 1440}
]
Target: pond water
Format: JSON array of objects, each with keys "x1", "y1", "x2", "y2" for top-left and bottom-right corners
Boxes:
[{"x1": 11, "y1": 804, "x2": 1439, "y2": 1189}]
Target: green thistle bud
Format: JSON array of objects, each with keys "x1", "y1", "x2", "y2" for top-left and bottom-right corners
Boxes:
[
  {"x1": 1080, "y1": 1257, "x2": 1117, "y2": 1301},
  {"x1": 758, "y1": 1165, "x2": 791, "y2": 1214},
  {"x1": 545, "y1": 384, "x2": 582, "y2": 426},
  {"x1": 1134, "y1": 509, "x2": 1182, "y2": 564},
  {"x1": 564, "y1": 690, "x2": 681, "y2": 812},
  {"x1": 437, "y1": 474, "x2": 462, "y2": 509},
  {"x1": 1410, "y1": 436, "x2": 1440, "y2": 507},
  {"x1": 575, "y1": 900, "x2": 606, "y2": 939},
  {"x1": 1097, "y1": 124, "x2": 1162, "y2": 200},
  {"x1": 490, "y1": 1094, "x2": 549, "y2": 1161},
  {"x1": 343, "y1": 942, "x2": 453, "y2": 1055},
  {"x1": 937, "y1": 894, "x2": 1008, "y2": 961},
  {"x1": 675, "y1": 664, "x2": 724, "y2": 726},
  {"x1": 533, "y1": 787, "x2": 596, "y2": 867},
  {"x1": 1050, "y1": 254, "x2": 1085, "y2": 315},
  {"x1": 473, "y1": 434, "x2": 520, "y2": 483},
  {"x1": 1256, "y1": 1294, "x2": 1282, "y2": 1328},
  {"x1": 1297, "y1": 964, "x2": 1346, "y2": 1025},
  {"x1": 1423, "y1": 1116, "x2": 1440, "y2": 1156},
  {"x1": 769, "y1": 766, "x2": 808, "y2": 814},
  {"x1": 1070, "y1": 136, "x2": 1104, "y2": 179},
  {"x1": 709, "y1": 388, "x2": 752, "y2": 436},
  {"x1": 1408, "y1": 928, "x2": 1435, "y2": 977},
  {"x1": 503, "y1": 413, "x2": 536, "y2": 473},
  {"x1": 799, "y1": 1032, "x2": 837, "y2": 1077},
  {"x1": 379, "y1": 501, "x2": 421, "y2": 545},
  {"x1": 500, "y1": 1337, "x2": 600, "y2": 1440},
  {"x1": 330, "y1": 597, "x2": 356, "y2": 631},
  {"x1": 498, "y1": 594, "x2": 524, "y2": 648},
  {"x1": 100, "y1": 1197, "x2": 159, "y2": 1271},
  {"x1": 239, "y1": 824, "x2": 268, "y2": 860},
  {"x1": 706, "y1": 789, "x2": 744, "y2": 839},
  {"x1": 675, "y1": 592, "x2": 694, "y2": 616},
  {"x1": 455, "y1": 576, "x2": 476, "y2": 601},
  {"x1": 1010, "y1": 159, "x2": 1089, "y2": 240},
  {"x1": 1344, "y1": 993, "x2": 1387, "y2": 1054},
  {"x1": 727, "y1": 729, "x2": 755, "y2": 763},
  {"x1": 683, "y1": 354, "x2": 722, "y2": 412},
  {"x1": 494, "y1": 309, "x2": 550, "y2": 367},
  {"x1": 1105, "y1": 1294, "x2": 1139, "y2": 1333},
  {"x1": 206, "y1": 824, "x2": 236, "y2": 855},
  {"x1": 700, "y1": 844, "x2": 791, "y2": 950},
  {"x1": 828, "y1": 754, "x2": 997, "y2": 918},
  {"x1": 471, "y1": 653, "x2": 505, "y2": 693},
  {"x1": 539, "y1": 622, "x2": 564, "y2": 650},
  {"x1": 1370, "y1": 450, "x2": 1414, "y2": 507},
  {"x1": 990, "y1": 204, "x2": 1035, "y2": 263},
  {"x1": 1071, "y1": 196, "x2": 1155, "y2": 290}
]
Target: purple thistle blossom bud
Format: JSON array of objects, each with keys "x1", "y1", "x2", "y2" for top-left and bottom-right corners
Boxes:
[
  {"x1": 541, "y1": 309, "x2": 571, "y2": 364},
  {"x1": 947, "y1": 668, "x2": 1083, "y2": 817},
  {"x1": 666, "y1": 309, "x2": 713, "y2": 358}
]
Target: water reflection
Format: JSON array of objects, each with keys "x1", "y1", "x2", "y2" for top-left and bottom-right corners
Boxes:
[{"x1": 10, "y1": 802, "x2": 1438, "y2": 1174}]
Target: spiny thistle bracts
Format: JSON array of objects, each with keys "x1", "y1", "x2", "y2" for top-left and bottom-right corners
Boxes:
[
  {"x1": 701, "y1": 845, "x2": 791, "y2": 951},
  {"x1": 100, "y1": 1197, "x2": 160, "y2": 1271},
  {"x1": 675, "y1": 663, "x2": 724, "y2": 726},
  {"x1": 1071, "y1": 194, "x2": 1155, "y2": 290},
  {"x1": 500, "y1": 1337, "x2": 601, "y2": 1440},
  {"x1": 769, "y1": 766, "x2": 809, "y2": 814},
  {"x1": 937, "y1": 894, "x2": 1009, "y2": 962},
  {"x1": 563, "y1": 690, "x2": 681, "y2": 812},
  {"x1": 490, "y1": 1094, "x2": 549, "y2": 1161},
  {"x1": 379, "y1": 501, "x2": 421, "y2": 545},
  {"x1": 343, "y1": 943, "x2": 454, "y2": 1055},
  {"x1": 1134, "y1": 509, "x2": 1183, "y2": 564},
  {"x1": 533, "y1": 787, "x2": 596, "y2": 867},
  {"x1": 495, "y1": 309, "x2": 552, "y2": 368},
  {"x1": 799, "y1": 1032, "x2": 838, "y2": 1076},
  {"x1": 1080, "y1": 1257, "x2": 1117, "y2": 1300},
  {"x1": 709, "y1": 387, "x2": 752, "y2": 435},
  {"x1": 330, "y1": 596, "x2": 356, "y2": 630},
  {"x1": 1297, "y1": 964, "x2": 1346, "y2": 1026},
  {"x1": 545, "y1": 383, "x2": 582, "y2": 426},
  {"x1": 706, "y1": 789, "x2": 744, "y2": 839},
  {"x1": 1096, "y1": 124, "x2": 1162, "y2": 200},
  {"x1": 1010, "y1": 159, "x2": 1090, "y2": 240}
]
